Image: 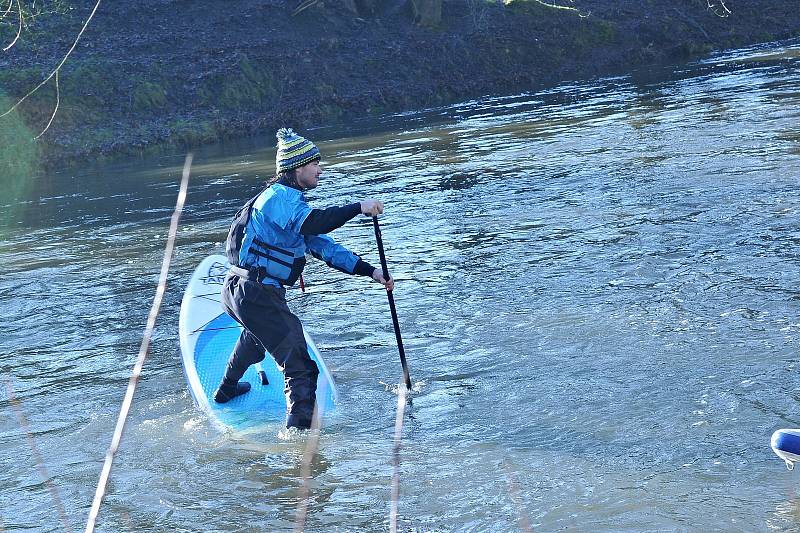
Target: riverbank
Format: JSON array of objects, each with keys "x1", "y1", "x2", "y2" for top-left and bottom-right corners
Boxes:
[{"x1": 1, "y1": 0, "x2": 798, "y2": 169}]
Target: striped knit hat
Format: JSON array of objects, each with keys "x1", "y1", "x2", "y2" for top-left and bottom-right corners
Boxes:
[{"x1": 275, "y1": 128, "x2": 320, "y2": 174}]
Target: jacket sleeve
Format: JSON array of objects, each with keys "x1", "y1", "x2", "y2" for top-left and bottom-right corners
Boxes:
[
  {"x1": 300, "y1": 203, "x2": 361, "y2": 235},
  {"x1": 304, "y1": 234, "x2": 374, "y2": 275}
]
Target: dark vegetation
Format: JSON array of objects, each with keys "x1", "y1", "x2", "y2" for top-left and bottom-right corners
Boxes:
[{"x1": 0, "y1": 0, "x2": 798, "y2": 168}]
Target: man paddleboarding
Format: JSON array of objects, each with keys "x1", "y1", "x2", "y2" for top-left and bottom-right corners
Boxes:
[{"x1": 214, "y1": 128, "x2": 393, "y2": 429}]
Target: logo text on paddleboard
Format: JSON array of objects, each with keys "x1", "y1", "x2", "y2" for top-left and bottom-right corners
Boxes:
[{"x1": 201, "y1": 261, "x2": 228, "y2": 285}]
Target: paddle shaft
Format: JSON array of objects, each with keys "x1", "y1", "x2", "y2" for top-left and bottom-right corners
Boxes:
[{"x1": 372, "y1": 216, "x2": 412, "y2": 390}]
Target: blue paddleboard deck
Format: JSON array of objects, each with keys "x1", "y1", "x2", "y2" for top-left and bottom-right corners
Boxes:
[{"x1": 179, "y1": 255, "x2": 337, "y2": 433}]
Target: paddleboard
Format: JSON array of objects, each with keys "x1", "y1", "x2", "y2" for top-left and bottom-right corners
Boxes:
[{"x1": 178, "y1": 254, "x2": 337, "y2": 432}]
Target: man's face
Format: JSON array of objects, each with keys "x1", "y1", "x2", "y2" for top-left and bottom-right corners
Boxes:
[{"x1": 295, "y1": 160, "x2": 322, "y2": 190}]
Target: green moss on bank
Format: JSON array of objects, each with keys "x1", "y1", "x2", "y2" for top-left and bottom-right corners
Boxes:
[
  {"x1": 1, "y1": 0, "x2": 798, "y2": 168},
  {"x1": 199, "y1": 55, "x2": 281, "y2": 110}
]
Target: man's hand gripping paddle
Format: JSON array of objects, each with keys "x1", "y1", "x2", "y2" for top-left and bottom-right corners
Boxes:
[{"x1": 372, "y1": 216, "x2": 413, "y2": 391}]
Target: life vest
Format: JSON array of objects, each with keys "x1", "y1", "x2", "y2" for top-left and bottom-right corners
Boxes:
[{"x1": 225, "y1": 184, "x2": 312, "y2": 286}]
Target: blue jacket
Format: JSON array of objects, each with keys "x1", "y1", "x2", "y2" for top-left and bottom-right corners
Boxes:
[{"x1": 236, "y1": 184, "x2": 360, "y2": 287}]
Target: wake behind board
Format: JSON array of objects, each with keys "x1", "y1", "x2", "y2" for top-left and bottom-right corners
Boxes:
[{"x1": 178, "y1": 255, "x2": 337, "y2": 433}]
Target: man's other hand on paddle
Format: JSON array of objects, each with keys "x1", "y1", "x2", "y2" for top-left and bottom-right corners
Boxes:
[
  {"x1": 372, "y1": 268, "x2": 394, "y2": 291},
  {"x1": 361, "y1": 200, "x2": 384, "y2": 216}
]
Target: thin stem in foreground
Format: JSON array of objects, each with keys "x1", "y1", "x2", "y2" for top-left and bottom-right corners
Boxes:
[{"x1": 84, "y1": 154, "x2": 192, "y2": 533}]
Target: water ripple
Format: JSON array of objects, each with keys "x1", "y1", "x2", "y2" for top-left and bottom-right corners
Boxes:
[{"x1": 2, "y1": 39, "x2": 800, "y2": 531}]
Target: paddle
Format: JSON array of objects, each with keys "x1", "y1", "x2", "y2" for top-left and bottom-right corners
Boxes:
[{"x1": 372, "y1": 216, "x2": 412, "y2": 391}]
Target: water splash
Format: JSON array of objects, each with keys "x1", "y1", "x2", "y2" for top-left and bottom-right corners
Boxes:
[{"x1": 381, "y1": 380, "x2": 426, "y2": 395}]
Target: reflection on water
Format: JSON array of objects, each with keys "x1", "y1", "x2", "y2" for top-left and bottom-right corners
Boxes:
[
  {"x1": 1, "y1": 39, "x2": 800, "y2": 531},
  {"x1": 0, "y1": 97, "x2": 36, "y2": 232}
]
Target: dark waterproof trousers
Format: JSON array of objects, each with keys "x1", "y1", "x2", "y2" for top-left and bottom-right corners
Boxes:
[{"x1": 220, "y1": 274, "x2": 319, "y2": 429}]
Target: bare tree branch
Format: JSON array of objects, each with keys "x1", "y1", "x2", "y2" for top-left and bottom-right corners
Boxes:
[
  {"x1": 34, "y1": 69, "x2": 58, "y2": 139},
  {"x1": 4, "y1": 375, "x2": 74, "y2": 533},
  {"x1": 0, "y1": 0, "x2": 102, "y2": 123},
  {"x1": 1, "y1": 0, "x2": 14, "y2": 20},
  {"x1": 292, "y1": 0, "x2": 319, "y2": 17},
  {"x1": 504, "y1": 0, "x2": 588, "y2": 18},
  {"x1": 85, "y1": 154, "x2": 191, "y2": 533},
  {"x1": 503, "y1": 461, "x2": 532, "y2": 533},
  {"x1": 389, "y1": 385, "x2": 408, "y2": 533},
  {"x1": 293, "y1": 406, "x2": 322, "y2": 532},
  {"x1": 1, "y1": 0, "x2": 24, "y2": 51},
  {"x1": 529, "y1": 0, "x2": 577, "y2": 11},
  {"x1": 707, "y1": 0, "x2": 731, "y2": 17}
]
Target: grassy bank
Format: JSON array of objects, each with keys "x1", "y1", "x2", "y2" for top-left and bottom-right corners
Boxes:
[{"x1": 0, "y1": 0, "x2": 798, "y2": 169}]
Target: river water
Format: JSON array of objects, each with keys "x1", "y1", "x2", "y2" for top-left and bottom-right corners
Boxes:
[{"x1": 2, "y1": 40, "x2": 800, "y2": 532}]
